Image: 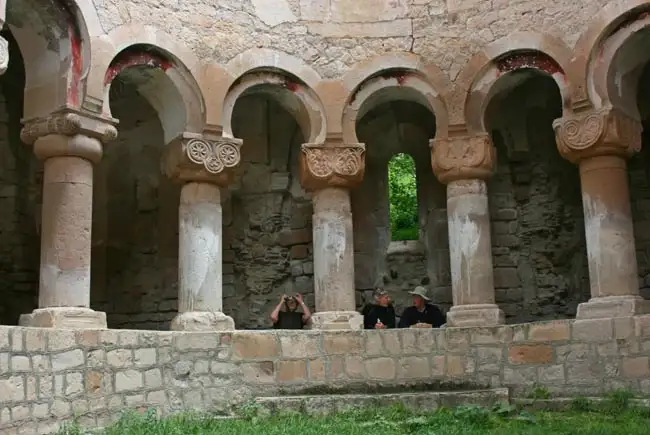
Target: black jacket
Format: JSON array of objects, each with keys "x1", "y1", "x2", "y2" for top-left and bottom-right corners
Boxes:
[
  {"x1": 361, "y1": 304, "x2": 396, "y2": 329},
  {"x1": 398, "y1": 304, "x2": 446, "y2": 328}
]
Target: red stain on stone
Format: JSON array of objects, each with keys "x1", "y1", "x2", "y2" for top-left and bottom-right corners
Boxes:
[
  {"x1": 67, "y1": 24, "x2": 83, "y2": 106},
  {"x1": 284, "y1": 80, "x2": 300, "y2": 92},
  {"x1": 496, "y1": 51, "x2": 564, "y2": 77},
  {"x1": 104, "y1": 52, "x2": 173, "y2": 86},
  {"x1": 380, "y1": 70, "x2": 410, "y2": 85}
]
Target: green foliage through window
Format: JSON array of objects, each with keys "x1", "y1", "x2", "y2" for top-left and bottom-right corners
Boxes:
[{"x1": 388, "y1": 153, "x2": 418, "y2": 241}]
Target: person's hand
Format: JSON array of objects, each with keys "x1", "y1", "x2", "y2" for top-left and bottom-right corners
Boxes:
[
  {"x1": 375, "y1": 322, "x2": 386, "y2": 329},
  {"x1": 295, "y1": 294, "x2": 304, "y2": 304},
  {"x1": 418, "y1": 323, "x2": 433, "y2": 329},
  {"x1": 280, "y1": 294, "x2": 287, "y2": 303}
]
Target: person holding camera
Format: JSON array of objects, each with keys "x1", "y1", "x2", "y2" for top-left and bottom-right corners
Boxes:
[
  {"x1": 361, "y1": 288, "x2": 396, "y2": 329},
  {"x1": 270, "y1": 294, "x2": 312, "y2": 329}
]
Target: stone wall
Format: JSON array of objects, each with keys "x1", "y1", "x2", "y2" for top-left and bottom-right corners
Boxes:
[{"x1": 1, "y1": 316, "x2": 649, "y2": 433}]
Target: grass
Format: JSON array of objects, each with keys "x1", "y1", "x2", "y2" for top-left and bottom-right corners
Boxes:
[{"x1": 58, "y1": 401, "x2": 650, "y2": 435}]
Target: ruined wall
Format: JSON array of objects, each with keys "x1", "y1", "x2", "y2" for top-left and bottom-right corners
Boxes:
[
  {"x1": 487, "y1": 76, "x2": 589, "y2": 323},
  {"x1": 90, "y1": 0, "x2": 610, "y2": 81},
  {"x1": 0, "y1": 35, "x2": 40, "y2": 326},
  {"x1": 1, "y1": 316, "x2": 649, "y2": 433}
]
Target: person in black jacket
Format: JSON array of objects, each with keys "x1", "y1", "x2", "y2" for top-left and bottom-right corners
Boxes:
[
  {"x1": 361, "y1": 288, "x2": 396, "y2": 329},
  {"x1": 398, "y1": 286, "x2": 446, "y2": 329}
]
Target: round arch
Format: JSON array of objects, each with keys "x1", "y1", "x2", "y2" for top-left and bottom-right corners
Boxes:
[
  {"x1": 220, "y1": 68, "x2": 327, "y2": 143},
  {"x1": 339, "y1": 53, "x2": 450, "y2": 142},
  {"x1": 87, "y1": 24, "x2": 206, "y2": 143},
  {"x1": 578, "y1": 2, "x2": 650, "y2": 119},
  {"x1": 456, "y1": 32, "x2": 573, "y2": 134},
  {"x1": 4, "y1": 0, "x2": 94, "y2": 120},
  {"x1": 570, "y1": 0, "x2": 650, "y2": 107}
]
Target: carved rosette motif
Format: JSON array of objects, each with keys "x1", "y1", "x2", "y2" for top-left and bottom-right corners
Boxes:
[
  {"x1": 431, "y1": 134, "x2": 496, "y2": 184},
  {"x1": 163, "y1": 133, "x2": 243, "y2": 186},
  {"x1": 300, "y1": 143, "x2": 366, "y2": 191},
  {"x1": 553, "y1": 106, "x2": 642, "y2": 163},
  {"x1": 20, "y1": 109, "x2": 118, "y2": 145}
]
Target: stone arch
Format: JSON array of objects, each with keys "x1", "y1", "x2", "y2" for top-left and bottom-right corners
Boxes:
[
  {"x1": 577, "y1": 2, "x2": 650, "y2": 119},
  {"x1": 570, "y1": 0, "x2": 650, "y2": 108},
  {"x1": 3, "y1": 0, "x2": 95, "y2": 119},
  {"x1": 221, "y1": 68, "x2": 327, "y2": 143},
  {"x1": 341, "y1": 54, "x2": 450, "y2": 143},
  {"x1": 457, "y1": 32, "x2": 573, "y2": 134},
  {"x1": 86, "y1": 24, "x2": 206, "y2": 143}
]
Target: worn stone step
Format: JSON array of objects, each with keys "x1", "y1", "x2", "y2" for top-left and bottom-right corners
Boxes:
[{"x1": 255, "y1": 388, "x2": 510, "y2": 416}]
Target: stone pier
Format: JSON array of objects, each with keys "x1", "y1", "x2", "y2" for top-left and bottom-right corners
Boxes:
[
  {"x1": 300, "y1": 142, "x2": 366, "y2": 330},
  {"x1": 554, "y1": 107, "x2": 650, "y2": 319},
  {"x1": 431, "y1": 134, "x2": 505, "y2": 327},
  {"x1": 18, "y1": 109, "x2": 117, "y2": 328},
  {"x1": 163, "y1": 132, "x2": 242, "y2": 331}
]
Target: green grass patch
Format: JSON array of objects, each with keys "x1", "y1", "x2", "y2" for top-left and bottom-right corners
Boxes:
[{"x1": 58, "y1": 403, "x2": 650, "y2": 435}]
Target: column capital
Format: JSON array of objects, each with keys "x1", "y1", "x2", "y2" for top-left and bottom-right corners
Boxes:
[
  {"x1": 299, "y1": 142, "x2": 366, "y2": 191},
  {"x1": 163, "y1": 132, "x2": 243, "y2": 186},
  {"x1": 21, "y1": 107, "x2": 118, "y2": 145},
  {"x1": 552, "y1": 106, "x2": 642, "y2": 164},
  {"x1": 430, "y1": 133, "x2": 495, "y2": 184}
]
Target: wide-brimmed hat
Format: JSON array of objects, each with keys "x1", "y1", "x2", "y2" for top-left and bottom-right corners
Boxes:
[{"x1": 408, "y1": 286, "x2": 431, "y2": 301}]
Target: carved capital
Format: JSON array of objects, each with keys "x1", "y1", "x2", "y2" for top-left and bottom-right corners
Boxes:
[
  {"x1": 552, "y1": 106, "x2": 642, "y2": 164},
  {"x1": 431, "y1": 133, "x2": 496, "y2": 184},
  {"x1": 21, "y1": 107, "x2": 118, "y2": 145},
  {"x1": 163, "y1": 132, "x2": 243, "y2": 186},
  {"x1": 300, "y1": 143, "x2": 366, "y2": 191},
  {"x1": 0, "y1": 36, "x2": 8, "y2": 76}
]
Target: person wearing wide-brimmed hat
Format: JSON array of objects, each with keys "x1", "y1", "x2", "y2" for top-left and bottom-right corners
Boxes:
[{"x1": 398, "y1": 286, "x2": 445, "y2": 329}]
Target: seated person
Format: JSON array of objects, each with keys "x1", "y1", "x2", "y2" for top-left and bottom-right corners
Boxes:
[
  {"x1": 398, "y1": 286, "x2": 446, "y2": 329},
  {"x1": 361, "y1": 288, "x2": 396, "y2": 329},
  {"x1": 270, "y1": 294, "x2": 311, "y2": 329}
]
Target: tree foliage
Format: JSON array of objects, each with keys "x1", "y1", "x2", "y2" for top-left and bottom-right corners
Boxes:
[{"x1": 388, "y1": 153, "x2": 418, "y2": 241}]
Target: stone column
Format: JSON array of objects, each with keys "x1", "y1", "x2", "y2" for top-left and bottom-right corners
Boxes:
[
  {"x1": 163, "y1": 132, "x2": 242, "y2": 331},
  {"x1": 19, "y1": 109, "x2": 117, "y2": 328},
  {"x1": 431, "y1": 134, "x2": 505, "y2": 327},
  {"x1": 553, "y1": 106, "x2": 650, "y2": 318},
  {"x1": 300, "y1": 142, "x2": 366, "y2": 330}
]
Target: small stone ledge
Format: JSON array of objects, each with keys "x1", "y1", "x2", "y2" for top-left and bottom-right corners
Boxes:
[
  {"x1": 513, "y1": 396, "x2": 650, "y2": 412},
  {"x1": 386, "y1": 240, "x2": 425, "y2": 256}
]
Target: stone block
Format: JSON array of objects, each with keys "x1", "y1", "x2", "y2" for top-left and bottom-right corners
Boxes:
[
  {"x1": 134, "y1": 348, "x2": 157, "y2": 367},
  {"x1": 0, "y1": 376, "x2": 25, "y2": 401},
  {"x1": 290, "y1": 245, "x2": 309, "y2": 259},
  {"x1": 323, "y1": 333, "x2": 363, "y2": 354},
  {"x1": 86, "y1": 372, "x2": 104, "y2": 394},
  {"x1": 446, "y1": 355, "x2": 465, "y2": 377},
  {"x1": 51, "y1": 349, "x2": 84, "y2": 371},
  {"x1": 365, "y1": 357, "x2": 396, "y2": 380},
  {"x1": 365, "y1": 333, "x2": 383, "y2": 355},
  {"x1": 278, "y1": 228, "x2": 311, "y2": 246},
  {"x1": 566, "y1": 361, "x2": 603, "y2": 385},
  {"x1": 171, "y1": 312, "x2": 235, "y2": 332},
  {"x1": 613, "y1": 317, "x2": 635, "y2": 339},
  {"x1": 345, "y1": 356, "x2": 365, "y2": 378},
  {"x1": 308, "y1": 359, "x2": 326, "y2": 380},
  {"x1": 622, "y1": 357, "x2": 650, "y2": 378},
  {"x1": 538, "y1": 364, "x2": 565, "y2": 383},
  {"x1": 20, "y1": 308, "x2": 107, "y2": 330},
  {"x1": 277, "y1": 360, "x2": 307, "y2": 382},
  {"x1": 241, "y1": 362, "x2": 275, "y2": 384},
  {"x1": 48, "y1": 330, "x2": 77, "y2": 351},
  {"x1": 0, "y1": 328, "x2": 8, "y2": 351},
  {"x1": 469, "y1": 326, "x2": 512, "y2": 344},
  {"x1": 115, "y1": 370, "x2": 143, "y2": 392},
  {"x1": 528, "y1": 321, "x2": 570, "y2": 342},
  {"x1": 11, "y1": 355, "x2": 30, "y2": 372},
  {"x1": 572, "y1": 319, "x2": 613, "y2": 342},
  {"x1": 232, "y1": 333, "x2": 279, "y2": 360},
  {"x1": 24, "y1": 329, "x2": 47, "y2": 352},
  {"x1": 398, "y1": 356, "x2": 430, "y2": 379},
  {"x1": 280, "y1": 333, "x2": 320, "y2": 359},
  {"x1": 175, "y1": 332, "x2": 221, "y2": 350},
  {"x1": 145, "y1": 368, "x2": 163, "y2": 388},
  {"x1": 508, "y1": 345, "x2": 553, "y2": 365},
  {"x1": 107, "y1": 349, "x2": 133, "y2": 368}
]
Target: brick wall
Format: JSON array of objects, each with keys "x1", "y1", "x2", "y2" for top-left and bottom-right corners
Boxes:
[{"x1": 1, "y1": 316, "x2": 649, "y2": 433}]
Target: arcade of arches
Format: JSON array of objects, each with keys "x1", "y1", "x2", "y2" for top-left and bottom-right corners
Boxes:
[{"x1": 1, "y1": 0, "x2": 650, "y2": 332}]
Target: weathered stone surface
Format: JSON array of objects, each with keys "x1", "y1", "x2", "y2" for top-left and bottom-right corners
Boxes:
[{"x1": 508, "y1": 345, "x2": 554, "y2": 365}]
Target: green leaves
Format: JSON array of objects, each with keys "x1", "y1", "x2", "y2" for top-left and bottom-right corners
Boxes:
[{"x1": 388, "y1": 153, "x2": 418, "y2": 241}]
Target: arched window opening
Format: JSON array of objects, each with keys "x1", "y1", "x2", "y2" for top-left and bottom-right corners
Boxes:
[{"x1": 388, "y1": 153, "x2": 418, "y2": 241}]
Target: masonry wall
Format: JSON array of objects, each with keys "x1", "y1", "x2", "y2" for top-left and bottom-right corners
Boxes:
[{"x1": 1, "y1": 316, "x2": 649, "y2": 433}]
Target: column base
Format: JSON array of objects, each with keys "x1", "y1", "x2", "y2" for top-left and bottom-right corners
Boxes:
[
  {"x1": 19, "y1": 307, "x2": 107, "y2": 329},
  {"x1": 576, "y1": 296, "x2": 650, "y2": 319},
  {"x1": 170, "y1": 311, "x2": 235, "y2": 331},
  {"x1": 446, "y1": 304, "x2": 505, "y2": 327},
  {"x1": 310, "y1": 311, "x2": 363, "y2": 330}
]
